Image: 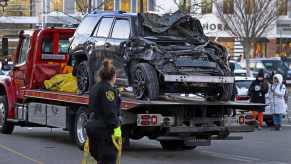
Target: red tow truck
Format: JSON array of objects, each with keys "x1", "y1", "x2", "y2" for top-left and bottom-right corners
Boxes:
[{"x1": 0, "y1": 27, "x2": 262, "y2": 150}]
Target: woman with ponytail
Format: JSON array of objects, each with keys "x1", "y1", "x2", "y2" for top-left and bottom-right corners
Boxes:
[{"x1": 86, "y1": 59, "x2": 122, "y2": 164}]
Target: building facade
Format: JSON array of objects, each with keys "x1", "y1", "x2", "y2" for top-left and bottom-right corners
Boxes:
[
  {"x1": 1, "y1": 0, "x2": 291, "y2": 58},
  {"x1": 0, "y1": 0, "x2": 156, "y2": 55},
  {"x1": 155, "y1": 0, "x2": 291, "y2": 58}
]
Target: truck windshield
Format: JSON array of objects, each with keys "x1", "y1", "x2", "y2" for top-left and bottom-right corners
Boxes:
[
  {"x1": 59, "y1": 38, "x2": 70, "y2": 54},
  {"x1": 18, "y1": 36, "x2": 30, "y2": 64}
]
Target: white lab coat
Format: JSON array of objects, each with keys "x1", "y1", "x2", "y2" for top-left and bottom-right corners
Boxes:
[{"x1": 269, "y1": 74, "x2": 287, "y2": 114}]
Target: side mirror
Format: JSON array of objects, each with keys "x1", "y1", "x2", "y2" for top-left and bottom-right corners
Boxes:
[{"x1": 2, "y1": 37, "x2": 8, "y2": 57}]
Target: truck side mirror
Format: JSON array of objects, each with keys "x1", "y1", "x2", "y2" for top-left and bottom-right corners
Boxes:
[{"x1": 2, "y1": 37, "x2": 8, "y2": 57}]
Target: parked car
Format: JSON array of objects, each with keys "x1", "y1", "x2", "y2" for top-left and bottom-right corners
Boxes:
[
  {"x1": 235, "y1": 76, "x2": 255, "y2": 102},
  {"x1": 0, "y1": 61, "x2": 13, "y2": 76},
  {"x1": 229, "y1": 60, "x2": 243, "y2": 70},
  {"x1": 249, "y1": 58, "x2": 290, "y2": 82},
  {"x1": 69, "y1": 11, "x2": 233, "y2": 100},
  {"x1": 281, "y1": 57, "x2": 291, "y2": 84}
]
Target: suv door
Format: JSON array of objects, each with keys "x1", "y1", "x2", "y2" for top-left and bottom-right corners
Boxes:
[
  {"x1": 104, "y1": 17, "x2": 131, "y2": 85},
  {"x1": 88, "y1": 17, "x2": 114, "y2": 86}
]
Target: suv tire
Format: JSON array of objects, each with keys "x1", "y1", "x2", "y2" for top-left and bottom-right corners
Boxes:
[
  {"x1": 132, "y1": 63, "x2": 159, "y2": 100},
  {"x1": 76, "y1": 61, "x2": 89, "y2": 94}
]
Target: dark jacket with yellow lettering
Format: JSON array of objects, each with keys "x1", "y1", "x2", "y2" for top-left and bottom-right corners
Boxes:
[{"x1": 89, "y1": 81, "x2": 121, "y2": 133}]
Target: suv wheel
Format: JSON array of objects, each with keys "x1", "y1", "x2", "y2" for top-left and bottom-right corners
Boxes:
[
  {"x1": 0, "y1": 96, "x2": 14, "y2": 134},
  {"x1": 76, "y1": 61, "x2": 89, "y2": 93},
  {"x1": 207, "y1": 84, "x2": 233, "y2": 101},
  {"x1": 132, "y1": 63, "x2": 159, "y2": 100}
]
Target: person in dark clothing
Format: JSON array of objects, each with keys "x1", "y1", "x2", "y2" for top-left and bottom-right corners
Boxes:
[
  {"x1": 229, "y1": 59, "x2": 238, "y2": 116},
  {"x1": 248, "y1": 69, "x2": 269, "y2": 129},
  {"x1": 86, "y1": 60, "x2": 122, "y2": 164}
]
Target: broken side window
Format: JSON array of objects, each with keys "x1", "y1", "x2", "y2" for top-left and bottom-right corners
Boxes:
[{"x1": 111, "y1": 19, "x2": 130, "y2": 39}]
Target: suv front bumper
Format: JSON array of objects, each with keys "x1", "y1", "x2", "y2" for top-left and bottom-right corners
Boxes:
[{"x1": 164, "y1": 75, "x2": 234, "y2": 83}]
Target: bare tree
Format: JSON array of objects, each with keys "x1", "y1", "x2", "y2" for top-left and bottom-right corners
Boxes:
[
  {"x1": 173, "y1": 0, "x2": 214, "y2": 16},
  {"x1": 215, "y1": 0, "x2": 278, "y2": 69},
  {"x1": 75, "y1": 0, "x2": 89, "y2": 14},
  {"x1": 76, "y1": 0, "x2": 111, "y2": 14}
]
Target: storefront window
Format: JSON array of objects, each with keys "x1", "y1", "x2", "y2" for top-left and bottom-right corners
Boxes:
[
  {"x1": 276, "y1": 39, "x2": 291, "y2": 57},
  {"x1": 137, "y1": 0, "x2": 148, "y2": 13},
  {"x1": 223, "y1": 0, "x2": 234, "y2": 14},
  {"x1": 216, "y1": 38, "x2": 234, "y2": 56},
  {"x1": 254, "y1": 42, "x2": 266, "y2": 57},
  {"x1": 148, "y1": 0, "x2": 155, "y2": 11},
  {"x1": 0, "y1": 0, "x2": 30, "y2": 16},
  {"x1": 121, "y1": 0, "x2": 131, "y2": 12},
  {"x1": 51, "y1": 0, "x2": 64, "y2": 12},
  {"x1": 104, "y1": 0, "x2": 114, "y2": 10},
  {"x1": 75, "y1": 0, "x2": 88, "y2": 12},
  {"x1": 201, "y1": 0, "x2": 213, "y2": 14},
  {"x1": 132, "y1": 0, "x2": 137, "y2": 12},
  {"x1": 277, "y1": 0, "x2": 288, "y2": 16}
]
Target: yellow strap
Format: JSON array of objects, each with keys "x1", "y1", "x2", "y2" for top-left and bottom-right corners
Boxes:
[
  {"x1": 112, "y1": 137, "x2": 122, "y2": 164},
  {"x1": 82, "y1": 139, "x2": 97, "y2": 164}
]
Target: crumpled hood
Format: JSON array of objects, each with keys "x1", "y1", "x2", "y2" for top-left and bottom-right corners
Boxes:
[
  {"x1": 142, "y1": 11, "x2": 202, "y2": 33},
  {"x1": 141, "y1": 11, "x2": 208, "y2": 45},
  {"x1": 274, "y1": 74, "x2": 283, "y2": 84}
]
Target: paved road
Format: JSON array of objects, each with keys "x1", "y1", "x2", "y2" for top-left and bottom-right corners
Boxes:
[
  {"x1": 1, "y1": 96, "x2": 291, "y2": 164},
  {"x1": 0, "y1": 125, "x2": 291, "y2": 164}
]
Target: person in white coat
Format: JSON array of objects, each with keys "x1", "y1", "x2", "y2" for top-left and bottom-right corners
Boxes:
[{"x1": 269, "y1": 74, "x2": 286, "y2": 130}]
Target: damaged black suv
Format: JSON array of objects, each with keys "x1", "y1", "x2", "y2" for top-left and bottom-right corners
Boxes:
[{"x1": 69, "y1": 11, "x2": 234, "y2": 100}]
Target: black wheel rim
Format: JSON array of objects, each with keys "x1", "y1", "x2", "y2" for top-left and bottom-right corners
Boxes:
[
  {"x1": 76, "y1": 63, "x2": 89, "y2": 93},
  {"x1": 133, "y1": 68, "x2": 146, "y2": 99}
]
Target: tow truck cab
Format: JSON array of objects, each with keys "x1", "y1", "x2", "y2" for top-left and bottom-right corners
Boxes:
[{"x1": 0, "y1": 28, "x2": 75, "y2": 133}]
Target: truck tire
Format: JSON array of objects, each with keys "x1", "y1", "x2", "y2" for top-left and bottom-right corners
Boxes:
[
  {"x1": 76, "y1": 61, "x2": 89, "y2": 94},
  {"x1": 0, "y1": 96, "x2": 14, "y2": 134},
  {"x1": 160, "y1": 140, "x2": 196, "y2": 151},
  {"x1": 74, "y1": 106, "x2": 89, "y2": 150},
  {"x1": 132, "y1": 63, "x2": 159, "y2": 100}
]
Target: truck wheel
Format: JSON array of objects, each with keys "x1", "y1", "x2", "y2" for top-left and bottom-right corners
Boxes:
[
  {"x1": 160, "y1": 140, "x2": 196, "y2": 151},
  {"x1": 132, "y1": 63, "x2": 159, "y2": 99},
  {"x1": 76, "y1": 61, "x2": 89, "y2": 94},
  {"x1": 0, "y1": 96, "x2": 14, "y2": 134},
  {"x1": 74, "y1": 106, "x2": 89, "y2": 150}
]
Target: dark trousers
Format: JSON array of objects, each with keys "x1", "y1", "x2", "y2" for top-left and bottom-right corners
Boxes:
[
  {"x1": 86, "y1": 123, "x2": 117, "y2": 163},
  {"x1": 98, "y1": 155, "x2": 117, "y2": 164}
]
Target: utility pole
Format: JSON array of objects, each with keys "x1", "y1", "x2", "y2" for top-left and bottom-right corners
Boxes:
[{"x1": 88, "y1": 0, "x2": 92, "y2": 13}]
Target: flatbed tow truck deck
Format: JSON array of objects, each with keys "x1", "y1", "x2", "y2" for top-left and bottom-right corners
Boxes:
[{"x1": 23, "y1": 89, "x2": 263, "y2": 111}]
